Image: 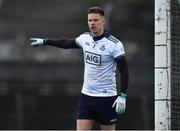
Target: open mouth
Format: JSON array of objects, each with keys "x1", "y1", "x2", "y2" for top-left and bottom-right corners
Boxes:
[{"x1": 91, "y1": 27, "x2": 96, "y2": 30}]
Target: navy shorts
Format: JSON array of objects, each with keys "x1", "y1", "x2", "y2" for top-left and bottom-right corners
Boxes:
[{"x1": 76, "y1": 93, "x2": 119, "y2": 125}]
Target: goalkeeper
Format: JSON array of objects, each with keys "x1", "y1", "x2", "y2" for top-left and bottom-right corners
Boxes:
[{"x1": 30, "y1": 6, "x2": 129, "y2": 130}]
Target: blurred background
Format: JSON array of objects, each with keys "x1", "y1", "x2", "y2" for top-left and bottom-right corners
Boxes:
[{"x1": 0, "y1": 0, "x2": 154, "y2": 130}]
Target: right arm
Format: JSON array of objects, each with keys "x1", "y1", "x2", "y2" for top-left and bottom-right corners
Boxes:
[
  {"x1": 30, "y1": 38, "x2": 80, "y2": 49},
  {"x1": 44, "y1": 38, "x2": 79, "y2": 49}
]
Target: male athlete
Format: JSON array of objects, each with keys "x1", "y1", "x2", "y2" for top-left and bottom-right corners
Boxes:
[{"x1": 30, "y1": 7, "x2": 129, "y2": 130}]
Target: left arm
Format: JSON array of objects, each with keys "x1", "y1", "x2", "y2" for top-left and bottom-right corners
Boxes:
[
  {"x1": 112, "y1": 55, "x2": 129, "y2": 114},
  {"x1": 115, "y1": 55, "x2": 129, "y2": 94}
]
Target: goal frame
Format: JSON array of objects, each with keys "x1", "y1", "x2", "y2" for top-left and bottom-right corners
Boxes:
[{"x1": 155, "y1": 0, "x2": 171, "y2": 130}]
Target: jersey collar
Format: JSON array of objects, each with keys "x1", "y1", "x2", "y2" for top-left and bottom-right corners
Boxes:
[{"x1": 93, "y1": 30, "x2": 110, "y2": 41}]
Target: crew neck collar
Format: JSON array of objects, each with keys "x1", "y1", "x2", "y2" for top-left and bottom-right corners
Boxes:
[{"x1": 93, "y1": 30, "x2": 110, "y2": 41}]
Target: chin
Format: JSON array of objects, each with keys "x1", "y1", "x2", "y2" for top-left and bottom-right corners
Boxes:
[
  {"x1": 91, "y1": 30, "x2": 98, "y2": 35},
  {"x1": 89, "y1": 31, "x2": 95, "y2": 35}
]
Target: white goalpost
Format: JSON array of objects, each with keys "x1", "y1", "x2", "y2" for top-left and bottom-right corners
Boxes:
[
  {"x1": 155, "y1": 0, "x2": 171, "y2": 130},
  {"x1": 155, "y1": 0, "x2": 180, "y2": 130}
]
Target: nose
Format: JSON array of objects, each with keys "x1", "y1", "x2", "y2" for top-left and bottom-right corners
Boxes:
[{"x1": 90, "y1": 21, "x2": 95, "y2": 25}]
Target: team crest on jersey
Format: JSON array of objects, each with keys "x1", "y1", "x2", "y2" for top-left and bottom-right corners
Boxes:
[
  {"x1": 100, "y1": 45, "x2": 106, "y2": 51},
  {"x1": 85, "y1": 42, "x2": 90, "y2": 46},
  {"x1": 85, "y1": 51, "x2": 101, "y2": 66}
]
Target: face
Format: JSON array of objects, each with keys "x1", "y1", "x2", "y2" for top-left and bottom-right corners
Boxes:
[{"x1": 88, "y1": 13, "x2": 105, "y2": 36}]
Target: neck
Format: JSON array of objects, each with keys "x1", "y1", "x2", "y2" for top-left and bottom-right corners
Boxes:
[
  {"x1": 93, "y1": 31, "x2": 104, "y2": 37},
  {"x1": 93, "y1": 30, "x2": 110, "y2": 41}
]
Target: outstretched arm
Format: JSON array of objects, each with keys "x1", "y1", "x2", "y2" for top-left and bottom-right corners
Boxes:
[
  {"x1": 30, "y1": 38, "x2": 79, "y2": 49},
  {"x1": 45, "y1": 38, "x2": 79, "y2": 49}
]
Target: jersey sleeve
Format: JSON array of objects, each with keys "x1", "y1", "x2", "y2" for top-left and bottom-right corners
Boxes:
[
  {"x1": 75, "y1": 34, "x2": 84, "y2": 48},
  {"x1": 112, "y1": 41, "x2": 125, "y2": 58}
]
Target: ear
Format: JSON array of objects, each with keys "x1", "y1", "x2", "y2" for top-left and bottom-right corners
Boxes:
[{"x1": 102, "y1": 17, "x2": 106, "y2": 26}]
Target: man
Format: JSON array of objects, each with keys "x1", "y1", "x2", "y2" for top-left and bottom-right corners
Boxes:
[{"x1": 30, "y1": 7, "x2": 129, "y2": 130}]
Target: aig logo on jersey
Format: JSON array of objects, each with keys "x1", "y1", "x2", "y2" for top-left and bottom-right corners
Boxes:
[{"x1": 85, "y1": 51, "x2": 101, "y2": 66}]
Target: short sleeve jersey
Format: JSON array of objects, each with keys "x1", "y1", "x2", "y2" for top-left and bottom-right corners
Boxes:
[{"x1": 75, "y1": 31, "x2": 125, "y2": 97}]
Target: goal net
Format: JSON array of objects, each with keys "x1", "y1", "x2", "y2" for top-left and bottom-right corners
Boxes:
[{"x1": 171, "y1": 0, "x2": 180, "y2": 130}]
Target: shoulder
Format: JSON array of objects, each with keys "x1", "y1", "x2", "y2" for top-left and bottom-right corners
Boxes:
[
  {"x1": 83, "y1": 32, "x2": 93, "y2": 36},
  {"x1": 75, "y1": 32, "x2": 92, "y2": 46},
  {"x1": 106, "y1": 35, "x2": 124, "y2": 48},
  {"x1": 79, "y1": 32, "x2": 93, "y2": 38},
  {"x1": 107, "y1": 35, "x2": 120, "y2": 44},
  {"x1": 76, "y1": 32, "x2": 92, "y2": 40}
]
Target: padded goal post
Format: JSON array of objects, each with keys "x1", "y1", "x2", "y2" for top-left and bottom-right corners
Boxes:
[
  {"x1": 155, "y1": 0, "x2": 171, "y2": 130},
  {"x1": 155, "y1": 0, "x2": 180, "y2": 130}
]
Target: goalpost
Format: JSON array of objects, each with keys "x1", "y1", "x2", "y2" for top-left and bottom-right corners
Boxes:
[
  {"x1": 155, "y1": 0, "x2": 171, "y2": 130},
  {"x1": 155, "y1": 0, "x2": 180, "y2": 130}
]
